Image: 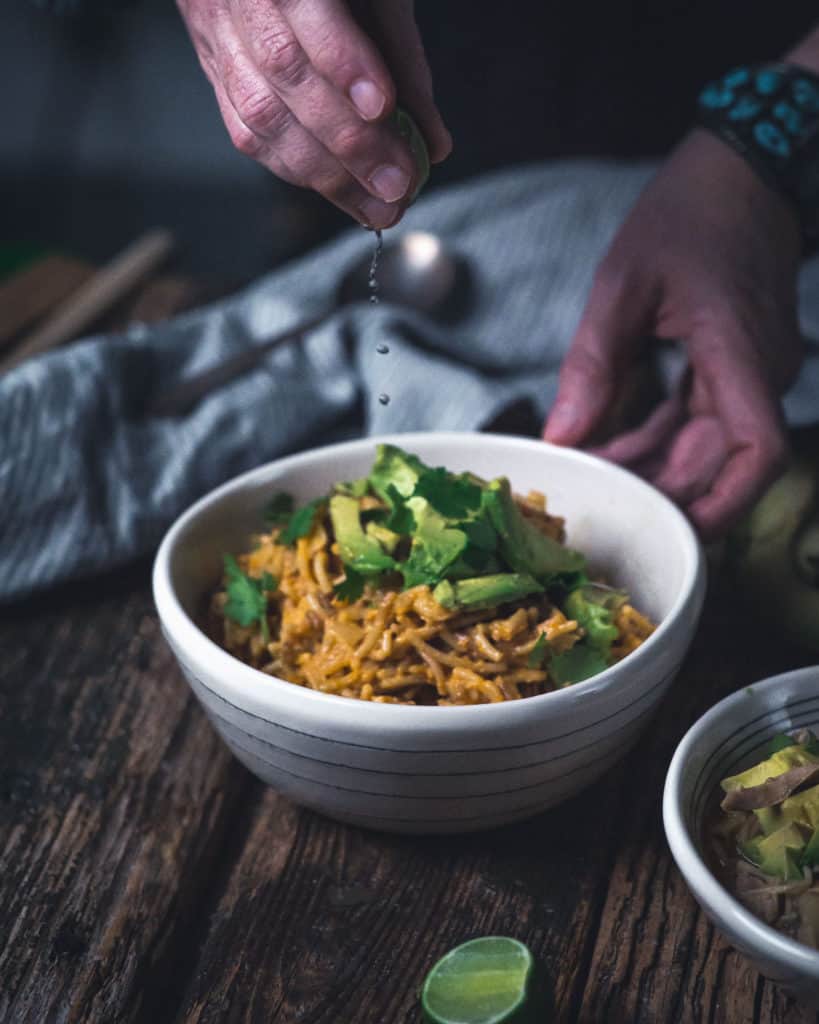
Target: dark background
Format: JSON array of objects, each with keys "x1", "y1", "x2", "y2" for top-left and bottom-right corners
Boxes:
[{"x1": 4, "y1": 1, "x2": 817, "y2": 279}]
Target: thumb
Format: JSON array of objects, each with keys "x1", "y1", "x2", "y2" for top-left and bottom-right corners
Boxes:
[{"x1": 544, "y1": 269, "x2": 654, "y2": 446}]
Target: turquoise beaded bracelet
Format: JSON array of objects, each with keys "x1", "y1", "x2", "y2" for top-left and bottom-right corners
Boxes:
[{"x1": 697, "y1": 63, "x2": 819, "y2": 249}]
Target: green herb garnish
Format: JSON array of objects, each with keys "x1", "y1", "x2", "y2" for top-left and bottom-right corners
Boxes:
[
  {"x1": 333, "y1": 567, "x2": 368, "y2": 602},
  {"x1": 262, "y1": 492, "x2": 294, "y2": 526},
  {"x1": 765, "y1": 733, "x2": 799, "y2": 757},
  {"x1": 550, "y1": 643, "x2": 608, "y2": 686},
  {"x1": 223, "y1": 554, "x2": 276, "y2": 642},
  {"x1": 527, "y1": 632, "x2": 548, "y2": 668},
  {"x1": 280, "y1": 498, "x2": 325, "y2": 546},
  {"x1": 413, "y1": 466, "x2": 482, "y2": 519}
]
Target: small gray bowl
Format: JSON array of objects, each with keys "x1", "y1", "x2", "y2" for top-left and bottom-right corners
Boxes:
[{"x1": 663, "y1": 667, "x2": 819, "y2": 1003}]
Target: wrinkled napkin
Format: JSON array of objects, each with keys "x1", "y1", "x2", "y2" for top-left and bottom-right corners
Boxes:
[{"x1": 3, "y1": 161, "x2": 819, "y2": 602}]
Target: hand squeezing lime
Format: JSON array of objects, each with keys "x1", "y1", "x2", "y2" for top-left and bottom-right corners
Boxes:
[{"x1": 421, "y1": 937, "x2": 537, "y2": 1024}]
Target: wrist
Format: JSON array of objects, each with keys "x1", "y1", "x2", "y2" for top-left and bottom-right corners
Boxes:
[
  {"x1": 695, "y1": 61, "x2": 819, "y2": 254},
  {"x1": 786, "y1": 25, "x2": 819, "y2": 76}
]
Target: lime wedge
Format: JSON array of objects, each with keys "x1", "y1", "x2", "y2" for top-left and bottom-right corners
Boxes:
[
  {"x1": 421, "y1": 937, "x2": 535, "y2": 1024},
  {"x1": 394, "y1": 106, "x2": 430, "y2": 201}
]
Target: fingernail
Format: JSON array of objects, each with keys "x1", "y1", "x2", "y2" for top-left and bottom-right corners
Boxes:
[
  {"x1": 357, "y1": 197, "x2": 399, "y2": 230},
  {"x1": 544, "y1": 401, "x2": 579, "y2": 441},
  {"x1": 369, "y1": 164, "x2": 411, "y2": 203},
  {"x1": 350, "y1": 79, "x2": 385, "y2": 121}
]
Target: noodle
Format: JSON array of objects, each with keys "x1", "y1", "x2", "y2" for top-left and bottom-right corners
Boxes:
[{"x1": 210, "y1": 488, "x2": 655, "y2": 706}]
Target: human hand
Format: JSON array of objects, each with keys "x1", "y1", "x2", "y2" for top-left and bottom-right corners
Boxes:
[
  {"x1": 544, "y1": 129, "x2": 804, "y2": 539},
  {"x1": 177, "y1": 0, "x2": 451, "y2": 229}
]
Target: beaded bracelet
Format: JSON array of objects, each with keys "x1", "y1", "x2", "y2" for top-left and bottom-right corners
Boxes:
[{"x1": 697, "y1": 63, "x2": 819, "y2": 249}]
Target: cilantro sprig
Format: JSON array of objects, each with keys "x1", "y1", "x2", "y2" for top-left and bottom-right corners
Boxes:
[
  {"x1": 263, "y1": 492, "x2": 294, "y2": 526},
  {"x1": 333, "y1": 567, "x2": 368, "y2": 602},
  {"x1": 527, "y1": 632, "x2": 548, "y2": 668},
  {"x1": 223, "y1": 554, "x2": 277, "y2": 642},
  {"x1": 280, "y1": 497, "x2": 325, "y2": 546}
]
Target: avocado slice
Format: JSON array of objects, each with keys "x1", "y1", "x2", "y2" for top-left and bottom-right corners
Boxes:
[
  {"x1": 482, "y1": 478, "x2": 585, "y2": 583},
  {"x1": 365, "y1": 520, "x2": 401, "y2": 554},
  {"x1": 329, "y1": 494, "x2": 395, "y2": 574},
  {"x1": 754, "y1": 787, "x2": 819, "y2": 837},
  {"x1": 740, "y1": 822, "x2": 807, "y2": 882},
  {"x1": 433, "y1": 573, "x2": 543, "y2": 610},
  {"x1": 722, "y1": 745, "x2": 819, "y2": 795}
]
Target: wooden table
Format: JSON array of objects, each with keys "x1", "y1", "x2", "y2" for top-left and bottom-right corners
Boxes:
[{"x1": 1, "y1": 259, "x2": 817, "y2": 1024}]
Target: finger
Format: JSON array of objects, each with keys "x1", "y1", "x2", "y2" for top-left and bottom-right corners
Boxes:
[
  {"x1": 685, "y1": 325, "x2": 789, "y2": 538},
  {"x1": 368, "y1": 0, "x2": 453, "y2": 164},
  {"x1": 543, "y1": 267, "x2": 656, "y2": 446},
  {"x1": 588, "y1": 389, "x2": 687, "y2": 465},
  {"x1": 279, "y1": 0, "x2": 397, "y2": 119},
  {"x1": 649, "y1": 415, "x2": 730, "y2": 506},
  {"x1": 239, "y1": 0, "x2": 417, "y2": 205},
  {"x1": 212, "y1": 72, "x2": 399, "y2": 229}
]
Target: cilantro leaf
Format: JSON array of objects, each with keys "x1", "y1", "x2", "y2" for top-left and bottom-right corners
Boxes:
[
  {"x1": 803, "y1": 825, "x2": 819, "y2": 869},
  {"x1": 446, "y1": 546, "x2": 502, "y2": 578},
  {"x1": 280, "y1": 498, "x2": 325, "y2": 545},
  {"x1": 368, "y1": 444, "x2": 426, "y2": 502},
  {"x1": 460, "y1": 514, "x2": 497, "y2": 552},
  {"x1": 765, "y1": 733, "x2": 798, "y2": 757},
  {"x1": 333, "y1": 567, "x2": 368, "y2": 602},
  {"x1": 223, "y1": 555, "x2": 276, "y2": 642},
  {"x1": 414, "y1": 467, "x2": 482, "y2": 519},
  {"x1": 383, "y1": 485, "x2": 416, "y2": 535},
  {"x1": 550, "y1": 643, "x2": 608, "y2": 686},
  {"x1": 400, "y1": 497, "x2": 468, "y2": 588},
  {"x1": 527, "y1": 632, "x2": 548, "y2": 668},
  {"x1": 262, "y1": 492, "x2": 294, "y2": 526}
]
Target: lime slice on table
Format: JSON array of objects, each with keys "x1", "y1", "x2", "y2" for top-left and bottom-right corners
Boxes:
[
  {"x1": 394, "y1": 106, "x2": 430, "y2": 201},
  {"x1": 421, "y1": 937, "x2": 536, "y2": 1024}
]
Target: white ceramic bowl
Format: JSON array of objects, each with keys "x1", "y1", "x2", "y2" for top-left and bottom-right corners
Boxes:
[
  {"x1": 664, "y1": 668, "x2": 819, "y2": 1003},
  {"x1": 154, "y1": 432, "x2": 705, "y2": 834}
]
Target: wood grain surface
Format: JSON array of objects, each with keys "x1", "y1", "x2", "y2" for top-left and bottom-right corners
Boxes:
[{"x1": 1, "y1": 265, "x2": 818, "y2": 1024}]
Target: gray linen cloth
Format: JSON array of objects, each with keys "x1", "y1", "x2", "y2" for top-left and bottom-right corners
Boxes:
[{"x1": 3, "y1": 161, "x2": 819, "y2": 602}]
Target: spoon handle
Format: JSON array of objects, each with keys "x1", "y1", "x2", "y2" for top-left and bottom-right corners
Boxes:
[{"x1": 146, "y1": 307, "x2": 334, "y2": 418}]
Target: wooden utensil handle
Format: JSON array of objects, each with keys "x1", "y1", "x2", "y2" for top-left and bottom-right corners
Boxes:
[{"x1": 0, "y1": 229, "x2": 174, "y2": 375}]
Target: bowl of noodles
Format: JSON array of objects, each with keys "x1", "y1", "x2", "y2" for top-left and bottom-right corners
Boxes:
[
  {"x1": 664, "y1": 668, "x2": 819, "y2": 1003},
  {"x1": 154, "y1": 432, "x2": 704, "y2": 834}
]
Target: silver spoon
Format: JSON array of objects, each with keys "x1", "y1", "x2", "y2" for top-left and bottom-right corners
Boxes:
[{"x1": 147, "y1": 231, "x2": 470, "y2": 418}]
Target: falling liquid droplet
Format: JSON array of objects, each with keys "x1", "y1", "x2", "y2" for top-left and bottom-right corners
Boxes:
[
  {"x1": 378, "y1": 393, "x2": 390, "y2": 406},
  {"x1": 376, "y1": 343, "x2": 390, "y2": 355},
  {"x1": 368, "y1": 229, "x2": 383, "y2": 306}
]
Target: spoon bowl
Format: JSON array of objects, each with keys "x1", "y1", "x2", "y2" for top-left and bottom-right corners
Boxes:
[
  {"x1": 338, "y1": 230, "x2": 468, "y2": 320},
  {"x1": 148, "y1": 230, "x2": 471, "y2": 418}
]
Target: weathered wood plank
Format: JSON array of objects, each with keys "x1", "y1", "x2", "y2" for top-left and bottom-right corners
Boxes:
[
  {"x1": 0, "y1": 573, "x2": 254, "y2": 1024},
  {"x1": 0, "y1": 273, "x2": 252, "y2": 1024},
  {"x1": 173, "y1": 783, "x2": 630, "y2": 1024}
]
